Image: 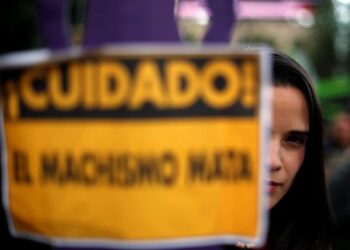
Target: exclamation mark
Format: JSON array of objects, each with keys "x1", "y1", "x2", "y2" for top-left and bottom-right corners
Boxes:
[
  {"x1": 6, "y1": 81, "x2": 20, "y2": 120},
  {"x1": 242, "y1": 62, "x2": 257, "y2": 109}
]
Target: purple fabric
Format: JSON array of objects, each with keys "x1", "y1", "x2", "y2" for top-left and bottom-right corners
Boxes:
[
  {"x1": 203, "y1": 0, "x2": 236, "y2": 43},
  {"x1": 83, "y1": 0, "x2": 181, "y2": 47},
  {"x1": 37, "y1": 0, "x2": 71, "y2": 49},
  {"x1": 36, "y1": 0, "x2": 237, "y2": 49}
]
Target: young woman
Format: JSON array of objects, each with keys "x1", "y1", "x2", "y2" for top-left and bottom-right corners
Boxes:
[
  {"x1": 184, "y1": 51, "x2": 333, "y2": 250},
  {"x1": 254, "y1": 51, "x2": 333, "y2": 249},
  {"x1": 189, "y1": 51, "x2": 333, "y2": 250}
]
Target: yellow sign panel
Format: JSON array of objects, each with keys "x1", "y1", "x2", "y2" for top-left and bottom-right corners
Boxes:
[{"x1": 0, "y1": 47, "x2": 270, "y2": 248}]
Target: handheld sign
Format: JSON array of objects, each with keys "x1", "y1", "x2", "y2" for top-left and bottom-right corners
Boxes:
[{"x1": 0, "y1": 46, "x2": 271, "y2": 249}]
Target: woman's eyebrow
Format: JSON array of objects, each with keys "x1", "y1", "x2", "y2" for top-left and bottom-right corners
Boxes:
[{"x1": 288, "y1": 130, "x2": 309, "y2": 137}]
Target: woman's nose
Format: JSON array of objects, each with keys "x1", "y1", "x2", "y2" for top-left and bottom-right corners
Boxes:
[{"x1": 269, "y1": 138, "x2": 282, "y2": 172}]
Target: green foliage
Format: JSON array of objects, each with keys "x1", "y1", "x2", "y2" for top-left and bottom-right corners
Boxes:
[
  {"x1": 308, "y1": 0, "x2": 338, "y2": 78},
  {"x1": 316, "y1": 75, "x2": 350, "y2": 120}
]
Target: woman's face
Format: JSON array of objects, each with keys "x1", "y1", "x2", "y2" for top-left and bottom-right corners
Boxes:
[{"x1": 268, "y1": 86, "x2": 309, "y2": 208}]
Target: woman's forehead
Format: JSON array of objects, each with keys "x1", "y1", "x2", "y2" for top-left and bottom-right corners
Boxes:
[{"x1": 271, "y1": 86, "x2": 310, "y2": 131}]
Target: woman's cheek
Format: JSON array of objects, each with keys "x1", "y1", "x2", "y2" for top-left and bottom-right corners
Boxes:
[{"x1": 283, "y1": 149, "x2": 305, "y2": 175}]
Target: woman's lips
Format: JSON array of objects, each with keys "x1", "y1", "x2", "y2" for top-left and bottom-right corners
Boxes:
[{"x1": 267, "y1": 181, "x2": 282, "y2": 192}]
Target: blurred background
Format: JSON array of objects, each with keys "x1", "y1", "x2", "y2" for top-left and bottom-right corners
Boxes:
[{"x1": 1, "y1": 0, "x2": 350, "y2": 248}]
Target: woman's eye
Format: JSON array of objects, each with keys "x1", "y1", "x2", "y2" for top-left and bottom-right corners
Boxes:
[{"x1": 284, "y1": 133, "x2": 308, "y2": 148}]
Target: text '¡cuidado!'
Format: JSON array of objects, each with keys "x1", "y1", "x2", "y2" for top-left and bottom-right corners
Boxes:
[
  {"x1": 2, "y1": 58, "x2": 258, "y2": 119},
  {"x1": 11, "y1": 149, "x2": 253, "y2": 187}
]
